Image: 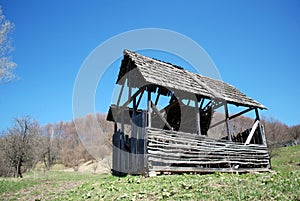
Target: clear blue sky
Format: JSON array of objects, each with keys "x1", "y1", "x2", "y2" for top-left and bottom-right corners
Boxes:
[{"x1": 0, "y1": 0, "x2": 299, "y2": 131}]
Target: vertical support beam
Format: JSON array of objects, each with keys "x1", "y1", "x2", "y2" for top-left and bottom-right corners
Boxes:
[
  {"x1": 255, "y1": 107, "x2": 260, "y2": 121},
  {"x1": 128, "y1": 70, "x2": 132, "y2": 105},
  {"x1": 142, "y1": 111, "x2": 147, "y2": 172},
  {"x1": 255, "y1": 108, "x2": 267, "y2": 145},
  {"x1": 121, "y1": 109, "x2": 124, "y2": 133},
  {"x1": 224, "y1": 103, "x2": 231, "y2": 141},
  {"x1": 120, "y1": 131, "x2": 125, "y2": 173},
  {"x1": 114, "y1": 122, "x2": 117, "y2": 134},
  {"x1": 117, "y1": 83, "x2": 125, "y2": 106},
  {"x1": 147, "y1": 90, "x2": 152, "y2": 128},
  {"x1": 199, "y1": 98, "x2": 205, "y2": 110},
  {"x1": 131, "y1": 96, "x2": 137, "y2": 173},
  {"x1": 195, "y1": 100, "x2": 201, "y2": 135},
  {"x1": 154, "y1": 93, "x2": 160, "y2": 106},
  {"x1": 136, "y1": 90, "x2": 144, "y2": 108},
  {"x1": 113, "y1": 129, "x2": 122, "y2": 175},
  {"x1": 128, "y1": 87, "x2": 132, "y2": 102},
  {"x1": 112, "y1": 129, "x2": 119, "y2": 175},
  {"x1": 133, "y1": 96, "x2": 137, "y2": 118}
]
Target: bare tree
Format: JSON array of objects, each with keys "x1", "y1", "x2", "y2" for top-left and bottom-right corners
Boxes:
[
  {"x1": 39, "y1": 123, "x2": 61, "y2": 171},
  {"x1": 60, "y1": 121, "x2": 92, "y2": 171},
  {"x1": 262, "y1": 116, "x2": 289, "y2": 148},
  {"x1": 0, "y1": 136, "x2": 11, "y2": 176},
  {"x1": 1, "y1": 116, "x2": 40, "y2": 177},
  {"x1": 290, "y1": 125, "x2": 300, "y2": 145},
  {"x1": 0, "y1": 6, "x2": 16, "y2": 83}
]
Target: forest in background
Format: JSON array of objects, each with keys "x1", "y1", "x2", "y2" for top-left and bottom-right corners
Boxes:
[
  {"x1": 0, "y1": 112, "x2": 299, "y2": 178},
  {"x1": 0, "y1": 114, "x2": 113, "y2": 178}
]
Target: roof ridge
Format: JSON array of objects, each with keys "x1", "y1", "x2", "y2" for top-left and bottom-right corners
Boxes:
[
  {"x1": 124, "y1": 49, "x2": 184, "y2": 70},
  {"x1": 122, "y1": 49, "x2": 266, "y2": 109}
]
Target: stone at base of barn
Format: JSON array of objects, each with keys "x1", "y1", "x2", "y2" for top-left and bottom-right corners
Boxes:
[{"x1": 148, "y1": 171, "x2": 157, "y2": 177}]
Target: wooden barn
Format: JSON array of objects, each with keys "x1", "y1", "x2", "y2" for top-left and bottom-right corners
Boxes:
[{"x1": 107, "y1": 50, "x2": 270, "y2": 176}]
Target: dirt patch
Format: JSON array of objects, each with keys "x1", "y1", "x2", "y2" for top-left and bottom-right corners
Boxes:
[
  {"x1": 3, "y1": 180, "x2": 83, "y2": 201},
  {"x1": 63, "y1": 156, "x2": 111, "y2": 174},
  {"x1": 2, "y1": 157, "x2": 112, "y2": 200}
]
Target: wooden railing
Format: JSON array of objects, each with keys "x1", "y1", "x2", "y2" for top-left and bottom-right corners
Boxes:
[{"x1": 147, "y1": 127, "x2": 270, "y2": 174}]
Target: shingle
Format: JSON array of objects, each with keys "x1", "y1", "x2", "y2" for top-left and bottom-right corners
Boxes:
[{"x1": 117, "y1": 50, "x2": 266, "y2": 109}]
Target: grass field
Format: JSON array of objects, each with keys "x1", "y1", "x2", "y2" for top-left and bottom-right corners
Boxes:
[{"x1": 1, "y1": 145, "x2": 299, "y2": 200}]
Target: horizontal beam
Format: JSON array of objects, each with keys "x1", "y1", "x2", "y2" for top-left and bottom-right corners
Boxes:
[
  {"x1": 210, "y1": 107, "x2": 254, "y2": 129},
  {"x1": 229, "y1": 107, "x2": 254, "y2": 120}
]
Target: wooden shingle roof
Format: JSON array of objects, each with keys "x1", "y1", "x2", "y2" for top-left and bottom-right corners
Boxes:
[{"x1": 117, "y1": 50, "x2": 266, "y2": 109}]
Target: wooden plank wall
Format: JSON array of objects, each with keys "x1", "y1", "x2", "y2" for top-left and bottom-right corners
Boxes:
[
  {"x1": 112, "y1": 111, "x2": 147, "y2": 176},
  {"x1": 147, "y1": 128, "x2": 270, "y2": 173},
  {"x1": 112, "y1": 130, "x2": 124, "y2": 176},
  {"x1": 130, "y1": 111, "x2": 147, "y2": 174}
]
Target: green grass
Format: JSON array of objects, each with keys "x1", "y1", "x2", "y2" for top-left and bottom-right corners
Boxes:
[
  {"x1": 271, "y1": 144, "x2": 300, "y2": 172},
  {"x1": 1, "y1": 145, "x2": 300, "y2": 200},
  {"x1": 55, "y1": 171, "x2": 299, "y2": 201},
  {"x1": 0, "y1": 171, "x2": 104, "y2": 200},
  {"x1": 0, "y1": 179, "x2": 39, "y2": 195}
]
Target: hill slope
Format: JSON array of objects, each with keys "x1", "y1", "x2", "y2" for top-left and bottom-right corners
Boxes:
[{"x1": 1, "y1": 145, "x2": 299, "y2": 200}]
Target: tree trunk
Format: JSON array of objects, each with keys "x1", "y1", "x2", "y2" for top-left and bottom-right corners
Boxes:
[{"x1": 17, "y1": 157, "x2": 23, "y2": 178}]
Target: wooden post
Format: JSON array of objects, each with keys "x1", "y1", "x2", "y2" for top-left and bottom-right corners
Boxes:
[
  {"x1": 224, "y1": 103, "x2": 231, "y2": 141},
  {"x1": 133, "y1": 96, "x2": 137, "y2": 118},
  {"x1": 114, "y1": 122, "x2": 117, "y2": 134},
  {"x1": 121, "y1": 109, "x2": 124, "y2": 133},
  {"x1": 195, "y1": 100, "x2": 201, "y2": 135},
  {"x1": 128, "y1": 69, "x2": 132, "y2": 104},
  {"x1": 147, "y1": 90, "x2": 152, "y2": 128},
  {"x1": 136, "y1": 90, "x2": 144, "y2": 108},
  {"x1": 120, "y1": 131, "x2": 125, "y2": 173},
  {"x1": 255, "y1": 108, "x2": 267, "y2": 145},
  {"x1": 128, "y1": 81, "x2": 132, "y2": 104},
  {"x1": 131, "y1": 96, "x2": 137, "y2": 173},
  {"x1": 117, "y1": 83, "x2": 125, "y2": 106},
  {"x1": 155, "y1": 93, "x2": 160, "y2": 106},
  {"x1": 114, "y1": 130, "x2": 121, "y2": 175},
  {"x1": 112, "y1": 129, "x2": 118, "y2": 175},
  {"x1": 199, "y1": 98, "x2": 204, "y2": 109},
  {"x1": 142, "y1": 111, "x2": 147, "y2": 173}
]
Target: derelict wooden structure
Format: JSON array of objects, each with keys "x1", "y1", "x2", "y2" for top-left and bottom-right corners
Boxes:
[{"x1": 107, "y1": 50, "x2": 270, "y2": 176}]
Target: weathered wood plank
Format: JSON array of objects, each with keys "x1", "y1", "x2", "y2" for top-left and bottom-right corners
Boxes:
[
  {"x1": 147, "y1": 153, "x2": 270, "y2": 164},
  {"x1": 147, "y1": 128, "x2": 268, "y2": 149},
  {"x1": 148, "y1": 156, "x2": 270, "y2": 166},
  {"x1": 148, "y1": 143, "x2": 268, "y2": 158},
  {"x1": 147, "y1": 133, "x2": 268, "y2": 153},
  {"x1": 146, "y1": 127, "x2": 270, "y2": 172},
  {"x1": 147, "y1": 149, "x2": 269, "y2": 159},
  {"x1": 210, "y1": 107, "x2": 253, "y2": 129},
  {"x1": 245, "y1": 120, "x2": 260, "y2": 145},
  {"x1": 195, "y1": 100, "x2": 201, "y2": 135},
  {"x1": 151, "y1": 102, "x2": 172, "y2": 130},
  {"x1": 150, "y1": 166, "x2": 271, "y2": 173}
]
